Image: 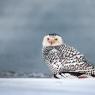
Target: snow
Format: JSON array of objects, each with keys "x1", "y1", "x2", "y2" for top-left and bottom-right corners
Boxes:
[{"x1": 0, "y1": 78, "x2": 95, "y2": 95}]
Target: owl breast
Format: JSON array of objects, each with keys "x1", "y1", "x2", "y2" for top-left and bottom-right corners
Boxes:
[{"x1": 42, "y1": 46, "x2": 64, "y2": 74}]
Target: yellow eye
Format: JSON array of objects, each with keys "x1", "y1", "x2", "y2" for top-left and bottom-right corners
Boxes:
[{"x1": 55, "y1": 38, "x2": 58, "y2": 41}]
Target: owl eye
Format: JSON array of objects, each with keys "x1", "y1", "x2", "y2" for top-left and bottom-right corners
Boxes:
[
  {"x1": 55, "y1": 38, "x2": 58, "y2": 41},
  {"x1": 47, "y1": 38, "x2": 50, "y2": 40}
]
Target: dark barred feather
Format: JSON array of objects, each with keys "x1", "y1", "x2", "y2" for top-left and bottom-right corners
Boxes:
[{"x1": 42, "y1": 44, "x2": 95, "y2": 77}]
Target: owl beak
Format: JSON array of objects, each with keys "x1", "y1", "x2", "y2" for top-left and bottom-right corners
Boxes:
[{"x1": 48, "y1": 38, "x2": 55, "y2": 45}]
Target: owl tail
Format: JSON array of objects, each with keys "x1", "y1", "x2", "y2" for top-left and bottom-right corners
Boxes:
[
  {"x1": 72, "y1": 69, "x2": 95, "y2": 78},
  {"x1": 54, "y1": 69, "x2": 95, "y2": 79},
  {"x1": 85, "y1": 69, "x2": 95, "y2": 77},
  {"x1": 54, "y1": 73, "x2": 78, "y2": 79}
]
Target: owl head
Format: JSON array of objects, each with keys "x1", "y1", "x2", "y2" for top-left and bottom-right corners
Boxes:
[{"x1": 42, "y1": 33, "x2": 63, "y2": 47}]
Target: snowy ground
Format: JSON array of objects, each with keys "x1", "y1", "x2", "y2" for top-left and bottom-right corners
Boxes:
[{"x1": 0, "y1": 78, "x2": 95, "y2": 95}]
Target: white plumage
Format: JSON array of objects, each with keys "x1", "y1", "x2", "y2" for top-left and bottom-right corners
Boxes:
[{"x1": 42, "y1": 33, "x2": 95, "y2": 78}]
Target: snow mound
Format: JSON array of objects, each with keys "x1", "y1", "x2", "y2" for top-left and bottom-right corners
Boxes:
[{"x1": 0, "y1": 71, "x2": 51, "y2": 78}]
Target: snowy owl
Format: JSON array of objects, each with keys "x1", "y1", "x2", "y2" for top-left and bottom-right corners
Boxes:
[{"x1": 42, "y1": 33, "x2": 95, "y2": 78}]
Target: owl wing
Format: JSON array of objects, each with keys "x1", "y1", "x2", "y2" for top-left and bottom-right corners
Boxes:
[{"x1": 60, "y1": 45, "x2": 95, "y2": 76}]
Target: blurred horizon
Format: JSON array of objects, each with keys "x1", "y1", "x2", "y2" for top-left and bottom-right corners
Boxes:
[{"x1": 0, "y1": 0, "x2": 95, "y2": 75}]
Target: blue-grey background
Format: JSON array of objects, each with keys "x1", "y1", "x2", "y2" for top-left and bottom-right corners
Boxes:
[{"x1": 0, "y1": 0, "x2": 95, "y2": 74}]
